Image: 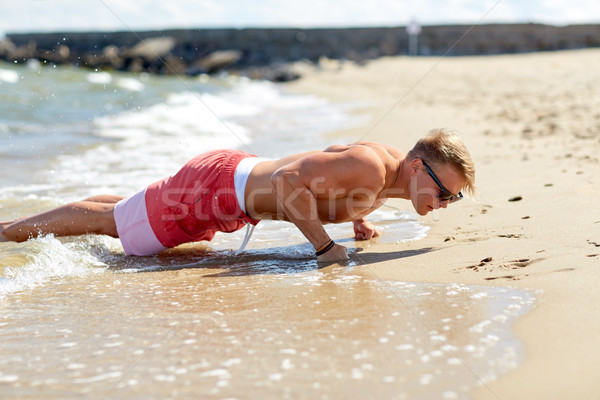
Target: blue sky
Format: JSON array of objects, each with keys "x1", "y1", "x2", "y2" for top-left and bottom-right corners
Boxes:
[{"x1": 1, "y1": 0, "x2": 598, "y2": 38}]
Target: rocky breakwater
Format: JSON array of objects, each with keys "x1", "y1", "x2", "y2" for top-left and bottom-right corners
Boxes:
[{"x1": 2, "y1": 24, "x2": 599, "y2": 82}]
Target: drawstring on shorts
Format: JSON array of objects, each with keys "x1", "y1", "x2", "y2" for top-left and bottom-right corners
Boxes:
[{"x1": 236, "y1": 223, "x2": 256, "y2": 255}]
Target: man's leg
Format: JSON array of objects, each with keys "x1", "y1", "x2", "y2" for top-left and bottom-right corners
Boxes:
[
  {"x1": 82, "y1": 195, "x2": 125, "y2": 204},
  {"x1": 0, "y1": 196, "x2": 124, "y2": 242}
]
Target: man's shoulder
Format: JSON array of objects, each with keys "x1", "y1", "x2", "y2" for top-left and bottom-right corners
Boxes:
[
  {"x1": 344, "y1": 142, "x2": 403, "y2": 165},
  {"x1": 343, "y1": 140, "x2": 400, "y2": 154},
  {"x1": 317, "y1": 141, "x2": 402, "y2": 174}
]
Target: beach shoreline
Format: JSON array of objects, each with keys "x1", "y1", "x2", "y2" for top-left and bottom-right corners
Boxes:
[{"x1": 286, "y1": 49, "x2": 600, "y2": 399}]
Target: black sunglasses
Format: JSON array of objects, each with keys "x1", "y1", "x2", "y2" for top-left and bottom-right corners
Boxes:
[{"x1": 421, "y1": 159, "x2": 464, "y2": 203}]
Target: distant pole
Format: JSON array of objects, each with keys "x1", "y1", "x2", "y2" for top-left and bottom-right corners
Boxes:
[{"x1": 407, "y1": 19, "x2": 421, "y2": 56}]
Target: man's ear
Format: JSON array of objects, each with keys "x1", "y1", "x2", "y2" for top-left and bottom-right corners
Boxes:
[{"x1": 409, "y1": 158, "x2": 422, "y2": 175}]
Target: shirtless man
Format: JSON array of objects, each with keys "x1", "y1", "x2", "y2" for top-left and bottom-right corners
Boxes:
[{"x1": 0, "y1": 128, "x2": 475, "y2": 262}]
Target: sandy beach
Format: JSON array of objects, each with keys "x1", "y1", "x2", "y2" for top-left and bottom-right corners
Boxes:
[{"x1": 288, "y1": 49, "x2": 600, "y2": 399}]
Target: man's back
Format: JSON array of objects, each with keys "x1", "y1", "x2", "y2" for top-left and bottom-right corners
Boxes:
[{"x1": 244, "y1": 141, "x2": 404, "y2": 223}]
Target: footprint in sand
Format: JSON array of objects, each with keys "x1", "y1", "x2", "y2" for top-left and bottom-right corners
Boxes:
[
  {"x1": 498, "y1": 233, "x2": 525, "y2": 239},
  {"x1": 461, "y1": 257, "x2": 547, "y2": 281}
]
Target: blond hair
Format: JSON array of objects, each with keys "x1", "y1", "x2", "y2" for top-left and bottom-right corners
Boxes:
[{"x1": 406, "y1": 128, "x2": 476, "y2": 196}]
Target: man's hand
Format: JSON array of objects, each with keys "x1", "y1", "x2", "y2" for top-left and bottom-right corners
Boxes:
[
  {"x1": 316, "y1": 243, "x2": 348, "y2": 263},
  {"x1": 353, "y1": 219, "x2": 381, "y2": 241}
]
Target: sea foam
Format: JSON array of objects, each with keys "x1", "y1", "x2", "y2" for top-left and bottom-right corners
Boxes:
[
  {"x1": 0, "y1": 235, "x2": 113, "y2": 298},
  {"x1": 0, "y1": 68, "x2": 19, "y2": 84}
]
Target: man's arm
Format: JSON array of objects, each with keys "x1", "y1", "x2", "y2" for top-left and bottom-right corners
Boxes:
[{"x1": 270, "y1": 146, "x2": 385, "y2": 261}]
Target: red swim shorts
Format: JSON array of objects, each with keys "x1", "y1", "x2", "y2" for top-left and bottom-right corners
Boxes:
[{"x1": 142, "y1": 149, "x2": 260, "y2": 250}]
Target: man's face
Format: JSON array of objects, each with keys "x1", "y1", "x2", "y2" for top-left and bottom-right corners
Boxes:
[{"x1": 410, "y1": 160, "x2": 465, "y2": 216}]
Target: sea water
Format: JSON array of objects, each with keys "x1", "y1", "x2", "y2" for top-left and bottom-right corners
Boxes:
[{"x1": 0, "y1": 61, "x2": 533, "y2": 399}]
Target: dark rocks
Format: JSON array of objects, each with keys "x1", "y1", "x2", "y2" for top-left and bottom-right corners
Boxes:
[
  {"x1": 1, "y1": 39, "x2": 37, "y2": 62},
  {"x1": 263, "y1": 67, "x2": 301, "y2": 83},
  {"x1": 0, "y1": 39, "x2": 16, "y2": 63},
  {"x1": 2, "y1": 24, "x2": 599, "y2": 82},
  {"x1": 189, "y1": 50, "x2": 242, "y2": 75},
  {"x1": 125, "y1": 36, "x2": 176, "y2": 60}
]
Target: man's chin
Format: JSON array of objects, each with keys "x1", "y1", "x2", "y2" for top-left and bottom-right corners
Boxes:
[{"x1": 417, "y1": 205, "x2": 435, "y2": 216}]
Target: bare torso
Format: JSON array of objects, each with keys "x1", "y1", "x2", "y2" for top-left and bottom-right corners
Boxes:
[{"x1": 244, "y1": 141, "x2": 405, "y2": 223}]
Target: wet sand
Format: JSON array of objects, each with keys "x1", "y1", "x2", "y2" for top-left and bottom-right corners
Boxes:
[
  {"x1": 1, "y1": 244, "x2": 533, "y2": 399},
  {"x1": 287, "y1": 49, "x2": 600, "y2": 399}
]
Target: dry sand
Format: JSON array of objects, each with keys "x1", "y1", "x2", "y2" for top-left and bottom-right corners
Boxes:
[{"x1": 287, "y1": 49, "x2": 600, "y2": 399}]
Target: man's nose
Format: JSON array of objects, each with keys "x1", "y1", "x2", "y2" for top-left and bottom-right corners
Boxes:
[{"x1": 438, "y1": 199, "x2": 449, "y2": 209}]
